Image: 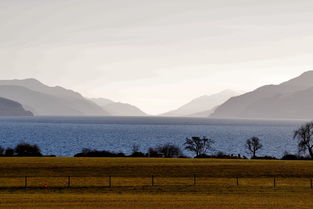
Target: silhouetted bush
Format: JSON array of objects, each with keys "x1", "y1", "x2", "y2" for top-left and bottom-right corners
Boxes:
[
  {"x1": 195, "y1": 154, "x2": 210, "y2": 158},
  {"x1": 130, "y1": 151, "x2": 146, "y2": 157},
  {"x1": 74, "y1": 148, "x2": 125, "y2": 157},
  {"x1": 146, "y1": 144, "x2": 183, "y2": 158},
  {"x1": 280, "y1": 153, "x2": 312, "y2": 160},
  {"x1": 130, "y1": 144, "x2": 146, "y2": 157},
  {"x1": 196, "y1": 152, "x2": 243, "y2": 159},
  {"x1": 0, "y1": 146, "x2": 4, "y2": 156},
  {"x1": 281, "y1": 154, "x2": 298, "y2": 160},
  {"x1": 147, "y1": 147, "x2": 161, "y2": 157},
  {"x1": 116, "y1": 152, "x2": 126, "y2": 157},
  {"x1": 14, "y1": 143, "x2": 42, "y2": 157},
  {"x1": 4, "y1": 148, "x2": 14, "y2": 156},
  {"x1": 156, "y1": 144, "x2": 182, "y2": 158},
  {"x1": 252, "y1": 156, "x2": 277, "y2": 160}
]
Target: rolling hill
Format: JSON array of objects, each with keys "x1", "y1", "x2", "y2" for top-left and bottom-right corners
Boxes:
[
  {"x1": 211, "y1": 71, "x2": 313, "y2": 120},
  {"x1": 91, "y1": 98, "x2": 147, "y2": 116},
  {"x1": 0, "y1": 79, "x2": 107, "y2": 116},
  {"x1": 162, "y1": 90, "x2": 242, "y2": 117},
  {"x1": 0, "y1": 97, "x2": 33, "y2": 116}
]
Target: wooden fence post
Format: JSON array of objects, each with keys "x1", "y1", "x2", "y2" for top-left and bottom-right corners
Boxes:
[
  {"x1": 24, "y1": 176, "x2": 27, "y2": 188},
  {"x1": 273, "y1": 178, "x2": 276, "y2": 188},
  {"x1": 67, "y1": 176, "x2": 71, "y2": 188},
  {"x1": 236, "y1": 177, "x2": 239, "y2": 186}
]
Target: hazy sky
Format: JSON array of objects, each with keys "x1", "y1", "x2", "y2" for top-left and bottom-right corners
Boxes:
[{"x1": 1, "y1": 0, "x2": 313, "y2": 114}]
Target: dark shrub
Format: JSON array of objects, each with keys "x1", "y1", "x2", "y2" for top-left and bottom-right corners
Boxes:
[
  {"x1": 116, "y1": 152, "x2": 126, "y2": 157},
  {"x1": 147, "y1": 147, "x2": 161, "y2": 157},
  {"x1": 196, "y1": 152, "x2": 243, "y2": 159},
  {"x1": 0, "y1": 146, "x2": 4, "y2": 156},
  {"x1": 156, "y1": 143, "x2": 182, "y2": 158},
  {"x1": 74, "y1": 149, "x2": 125, "y2": 157},
  {"x1": 14, "y1": 143, "x2": 42, "y2": 157},
  {"x1": 147, "y1": 144, "x2": 183, "y2": 158},
  {"x1": 281, "y1": 154, "x2": 298, "y2": 160},
  {"x1": 130, "y1": 151, "x2": 146, "y2": 157},
  {"x1": 130, "y1": 144, "x2": 146, "y2": 157},
  {"x1": 5, "y1": 148, "x2": 14, "y2": 156},
  {"x1": 195, "y1": 154, "x2": 210, "y2": 158},
  {"x1": 252, "y1": 156, "x2": 277, "y2": 160}
]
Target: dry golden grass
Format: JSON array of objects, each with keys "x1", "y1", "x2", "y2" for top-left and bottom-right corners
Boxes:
[
  {"x1": 0, "y1": 157, "x2": 313, "y2": 178},
  {"x1": 0, "y1": 157, "x2": 313, "y2": 208},
  {"x1": 0, "y1": 188, "x2": 313, "y2": 209}
]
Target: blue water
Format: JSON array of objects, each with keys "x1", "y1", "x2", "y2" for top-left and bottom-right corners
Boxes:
[{"x1": 0, "y1": 116, "x2": 306, "y2": 157}]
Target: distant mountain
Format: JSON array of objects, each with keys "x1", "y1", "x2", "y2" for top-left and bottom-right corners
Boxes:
[
  {"x1": 0, "y1": 97, "x2": 33, "y2": 116},
  {"x1": 211, "y1": 71, "x2": 313, "y2": 120},
  {"x1": 91, "y1": 98, "x2": 147, "y2": 116},
  {"x1": 188, "y1": 106, "x2": 219, "y2": 118},
  {"x1": 0, "y1": 79, "x2": 82, "y2": 99},
  {"x1": 0, "y1": 79, "x2": 108, "y2": 116},
  {"x1": 90, "y1": 98, "x2": 114, "y2": 107},
  {"x1": 161, "y1": 90, "x2": 243, "y2": 117}
]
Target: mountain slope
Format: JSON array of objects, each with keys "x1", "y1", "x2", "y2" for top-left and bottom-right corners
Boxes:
[
  {"x1": 0, "y1": 79, "x2": 82, "y2": 99},
  {"x1": 211, "y1": 71, "x2": 313, "y2": 119},
  {"x1": 0, "y1": 97, "x2": 33, "y2": 116},
  {"x1": 188, "y1": 106, "x2": 219, "y2": 117},
  {"x1": 91, "y1": 98, "x2": 147, "y2": 116},
  {"x1": 162, "y1": 90, "x2": 243, "y2": 117},
  {"x1": 0, "y1": 79, "x2": 108, "y2": 116},
  {"x1": 90, "y1": 98, "x2": 114, "y2": 107}
]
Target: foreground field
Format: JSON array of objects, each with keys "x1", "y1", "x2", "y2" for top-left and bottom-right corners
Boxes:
[
  {"x1": 0, "y1": 157, "x2": 313, "y2": 177},
  {"x1": 0, "y1": 187, "x2": 313, "y2": 209},
  {"x1": 0, "y1": 157, "x2": 313, "y2": 208}
]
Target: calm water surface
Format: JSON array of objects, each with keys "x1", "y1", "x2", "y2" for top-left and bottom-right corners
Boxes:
[{"x1": 0, "y1": 116, "x2": 306, "y2": 157}]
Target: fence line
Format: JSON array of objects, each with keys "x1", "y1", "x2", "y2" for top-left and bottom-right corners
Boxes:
[{"x1": 0, "y1": 176, "x2": 312, "y2": 188}]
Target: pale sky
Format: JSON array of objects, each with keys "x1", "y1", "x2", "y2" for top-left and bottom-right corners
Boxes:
[{"x1": 0, "y1": 0, "x2": 313, "y2": 114}]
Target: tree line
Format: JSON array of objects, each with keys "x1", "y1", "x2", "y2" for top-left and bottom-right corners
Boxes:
[
  {"x1": 0, "y1": 143, "x2": 42, "y2": 157},
  {"x1": 2, "y1": 121, "x2": 313, "y2": 159}
]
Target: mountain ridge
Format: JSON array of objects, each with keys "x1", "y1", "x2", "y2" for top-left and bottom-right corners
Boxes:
[
  {"x1": 161, "y1": 89, "x2": 243, "y2": 117},
  {"x1": 0, "y1": 97, "x2": 33, "y2": 116},
  {"x1": 0, "y1": 79, "x2": 108, "y2": 116},
  {"x1": 211, "y1": 71, "x2": 313, "y2": 120},
  {"x1": 91, "y1": 98, "x2": 147, "y2": 116}
]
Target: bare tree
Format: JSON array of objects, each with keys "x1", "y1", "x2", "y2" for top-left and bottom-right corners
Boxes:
[
  {"x1": 245, "y1": 137, "x2": 262, "y2": 158},
  {"x1": 184, "y1": 136, "x2": 214, "y2": 157},
  {"x1": 131, "y1": 144, "x2": 140, "y2": 153},
  {"x1": 156, "y1": 143, "x2": 182, "y2": 158},
  {"x1": 294, "y1": 122, "x2": 313, "y2": 159}
]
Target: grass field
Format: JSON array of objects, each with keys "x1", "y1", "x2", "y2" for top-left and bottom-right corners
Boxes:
[{"x1": 0, "y1": 157, "x2": 313, "y2": 208}]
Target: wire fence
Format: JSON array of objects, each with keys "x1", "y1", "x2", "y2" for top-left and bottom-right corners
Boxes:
[{"x1": 0, "y1": 176, "x2": 312, "y2": 188}]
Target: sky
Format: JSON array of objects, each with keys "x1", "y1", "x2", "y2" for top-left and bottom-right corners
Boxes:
[{"x1": 0, "y1": 0, "x2": 313, "y2": 115}]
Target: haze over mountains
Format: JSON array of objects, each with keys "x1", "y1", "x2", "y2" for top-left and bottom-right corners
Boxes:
[
  {"x1": 162, "y1": 90, "x2": 243, "y2": 117},
  {"x1": 91, "y1": 98, "x2": 147, "y2": 116},
  {"x1": 0, "y1": 79, "x2": 107, "y2": 116},
  {"x1": 0, "y1": 97, "x2": 33, "y2": 116},
  {"x1": 211, "y1": 71, "x2": 313, "y2": 120},
  {"x1": 0, "y1": 79, "x2": 146, "y2": 116},
  {"x1": 2, "y1": 71, "x2": 313, "y2": 119}
]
